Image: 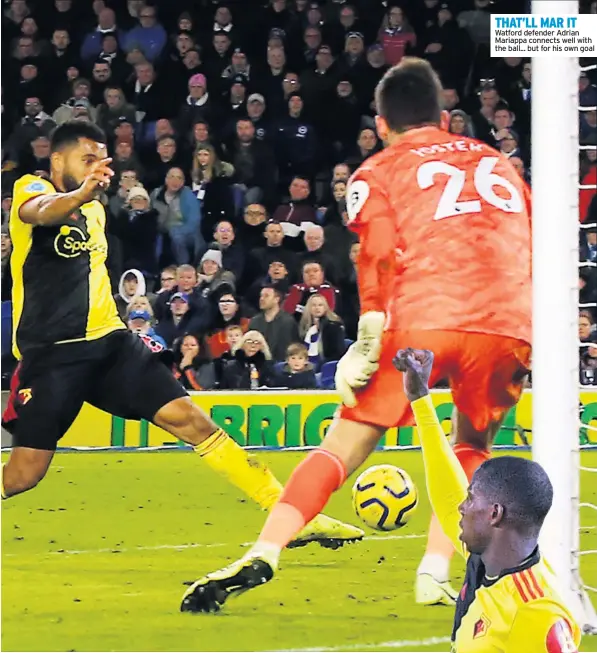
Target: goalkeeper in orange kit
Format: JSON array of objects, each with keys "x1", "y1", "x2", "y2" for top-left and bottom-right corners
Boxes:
[{"x1": 180, "y1": 57, "x2": 532, "y2": 613}]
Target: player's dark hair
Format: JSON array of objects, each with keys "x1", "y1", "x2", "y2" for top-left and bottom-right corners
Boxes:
[
  {"x1": 50, "y1": 121, "x2": 107, "y2": 153},
  {"x1": 375, "y1": 57, "x2": 443, "y2": 133},
  {"x1": 473, "y1": 457, "x2": 553, "y2": 533}
]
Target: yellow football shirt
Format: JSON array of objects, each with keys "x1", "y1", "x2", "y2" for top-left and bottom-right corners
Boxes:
[
  {"x1": 9, "y1": 174, "x2": 124, "y2": 359},
  {"x1": 411, "y1": 395, "x2": 582, "y2": 653}
]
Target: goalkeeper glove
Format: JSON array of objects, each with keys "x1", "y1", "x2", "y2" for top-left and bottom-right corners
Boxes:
[{"x1": 335, "y1": 311, "x2": 386, "y2": 408}]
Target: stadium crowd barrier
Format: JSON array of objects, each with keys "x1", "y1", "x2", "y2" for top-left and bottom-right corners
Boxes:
[{"x1": 2, "y1": 389, "x2": 596, "y2": 450}]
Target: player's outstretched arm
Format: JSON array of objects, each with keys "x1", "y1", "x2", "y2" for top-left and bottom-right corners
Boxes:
[
  {"x1": 19, "y1": 159, "x2": 113, "y2": 226},
  {"x1": 393, "y1": 349, "x2": 468, "y2": 558}
]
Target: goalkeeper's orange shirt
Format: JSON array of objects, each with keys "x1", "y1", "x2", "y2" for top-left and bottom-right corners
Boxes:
[{"x1": 346, "y1": 126, "x2": 532, "y2": 344}]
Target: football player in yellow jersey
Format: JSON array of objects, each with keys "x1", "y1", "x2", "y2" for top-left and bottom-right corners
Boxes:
[
  {"x1": 394, "y1": 348, "x2": 581, "y2": 653},
  {"x1": 1, "y1": 121, "x2": 363, "y2": 551}
]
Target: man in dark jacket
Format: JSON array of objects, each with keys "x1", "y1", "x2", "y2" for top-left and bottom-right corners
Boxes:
[
  {"x1": 274, "y1": 94, "x2": 318, "y2": 187},
  {"x1": 227, "y1": 118, "x2": 278, "y2": 207},
  {"x1": 155, "y1": 292, "x2": 209, "y2": 348},
  {"x1": 249, "y1": 285, "x2": 299, "y2": 361},
  {"x1": 212, "y1": 220, "x2": 246, "y2": 282},
  {"x1": 248, "y1": 220, "x2": 299, "y2": 283}
]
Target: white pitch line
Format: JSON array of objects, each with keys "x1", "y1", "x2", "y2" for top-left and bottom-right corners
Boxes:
[
  {"x1": 3, "y1": 534, "x2": 425, "y2": 557},
  {"x1": 270, "y1": 635, "x2": 451, "y2": 652}
]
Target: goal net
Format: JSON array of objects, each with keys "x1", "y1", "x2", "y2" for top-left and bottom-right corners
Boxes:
[{"x1": 531, "y1": 0, "x2": 597, "y2": 634}]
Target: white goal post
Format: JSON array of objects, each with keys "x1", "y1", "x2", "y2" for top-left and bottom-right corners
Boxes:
[{"x1": 531, "y1": 0, "x2": 597, "y2": 633}]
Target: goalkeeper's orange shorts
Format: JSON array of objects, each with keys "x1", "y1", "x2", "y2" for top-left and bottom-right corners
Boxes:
[{"x1": 338, "y1": 330, "x2": 531, "y2": 432}]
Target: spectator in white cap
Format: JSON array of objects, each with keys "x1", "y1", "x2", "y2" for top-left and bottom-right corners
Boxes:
[{"x1": 246, "y1": 93, "x2": 270, "y2": 142}]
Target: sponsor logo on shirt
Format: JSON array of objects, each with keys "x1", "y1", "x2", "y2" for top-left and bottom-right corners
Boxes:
[{"x1": 54, "y1": 225, "x2": 107, "y2": 258}]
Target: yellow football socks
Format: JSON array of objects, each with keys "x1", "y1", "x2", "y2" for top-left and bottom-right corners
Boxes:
[
  {"x1": 1, "y1": 463, "x2": 7, "y2": 499},
  {"x1": 194, "y1": 429, "x2": 283, "y2": 511}
]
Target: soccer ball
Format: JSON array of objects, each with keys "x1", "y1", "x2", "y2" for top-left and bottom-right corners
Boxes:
[{"x1": 352, "y1": 464, "x2": 418, "y2": 531}]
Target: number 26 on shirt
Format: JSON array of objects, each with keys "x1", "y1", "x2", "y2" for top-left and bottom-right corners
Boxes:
[{"x1": 417, "y1": 156, "x2": 523, "y2": 220}]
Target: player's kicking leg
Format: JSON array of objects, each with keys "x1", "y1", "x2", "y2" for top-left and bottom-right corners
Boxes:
[
  {"x1": 151, "y1": 397, "x2": 364, "y2": 549},
  {"x1": 93, "y1": 331, "x2": 363, "y2": 550},
  {"x1": 180, "y1": 330, "x2": 412, "y2": 613},
  {"x1": 415, "y1": 333, "x2": 530, "y2": 606},
  {"x1": 180, "y1": 417, "x2": 384, "y2": 613}
]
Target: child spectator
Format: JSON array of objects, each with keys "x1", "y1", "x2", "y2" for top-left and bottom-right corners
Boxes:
[
  {"x1": 272, "y1": 343, "x2": 317, "y2": 389},
  {"x1": 126, "y1": 308, "x2": 167, "y2": 349}
]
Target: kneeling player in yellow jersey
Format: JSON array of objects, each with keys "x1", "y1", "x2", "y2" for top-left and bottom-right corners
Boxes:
[
  {"x1": 394, "y1": 348, "x2": 581, "y2": 653},
  {"x1": 0, "y1": 121, "x2": 363, "y2": 553}
]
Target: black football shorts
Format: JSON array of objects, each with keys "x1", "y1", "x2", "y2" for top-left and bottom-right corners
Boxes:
[{"x1": 2, "y1": 330, "x2": 187, "y2": 450}]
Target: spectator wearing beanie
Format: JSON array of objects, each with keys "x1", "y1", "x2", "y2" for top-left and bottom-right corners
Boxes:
[
  {"x1": 196, "y1": 247, "x2": 236, "y2": 302},
  {"x1": 110, "y1": 186, "x2": 159, "y2": 279},
  {"x1": 178, "y1": 74, "x2": 217, "y2": 141}
]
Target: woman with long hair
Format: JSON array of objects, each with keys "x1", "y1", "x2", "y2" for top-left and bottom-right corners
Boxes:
[
  {"x1": 191, "y1": 144, "x2": 236, "y2": 242},
  {"x1": 448, "y1": 110, "x2": 475, "y2": 137},
  {"x1": 299, "y1": 293, "x2": 346, "y2": 368},
  {"x1": 172, "y1": 333, "x2": 216, "y2": 390},
  {"x1": 219, "y1": 330, "x2": 275, "y2": 389},
  {"x1": 377, "y1": 5, "x2": 416, "y2": 66}
]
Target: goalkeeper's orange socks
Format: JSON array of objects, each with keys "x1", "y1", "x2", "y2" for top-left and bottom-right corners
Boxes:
[
  {"x1": 418, "y1": 443, "x2": 490, "y2": 581},
  {"x1": 194, "y1": 428, "x2": 283, "y2": 511},
  {"x1": 248, "y1": 449, "x2": 347, "y2": 567}
]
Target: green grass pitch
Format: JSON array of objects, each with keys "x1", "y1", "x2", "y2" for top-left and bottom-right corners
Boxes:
[{"x1": 2, "y1": 450, "x2": 597, "y2": 652}]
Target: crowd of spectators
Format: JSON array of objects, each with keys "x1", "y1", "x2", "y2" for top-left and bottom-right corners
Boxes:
[{"x1": 1, "y1": 0, "x2": 596, "y2": 389}]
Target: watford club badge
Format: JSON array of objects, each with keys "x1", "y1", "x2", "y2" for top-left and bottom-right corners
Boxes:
[
  {"x1": 473, "y1": 615, "x2": 491, "y2": 639},
  {"x1": 18, "y1": 388, "x2": 33, "y2": 405}
]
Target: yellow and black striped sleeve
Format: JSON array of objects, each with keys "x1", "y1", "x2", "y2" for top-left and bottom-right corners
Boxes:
[{"x1": 411, "y1": 395, "x2": 468, "y2": 558}]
